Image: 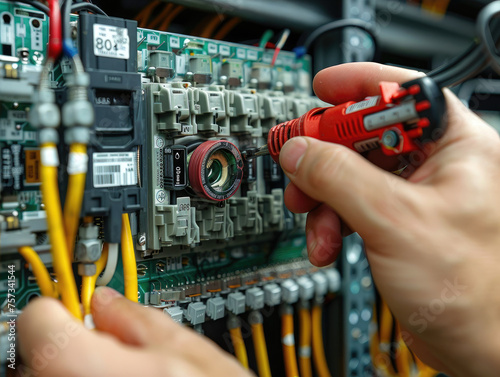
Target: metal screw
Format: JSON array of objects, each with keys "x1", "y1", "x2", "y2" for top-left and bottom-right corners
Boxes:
[
  {"x1": 381, "y1": 130, "x2": 399, "y2": 148},
  {"x1": 138, "y1": 233, "x2": 146, "y2": 246}
]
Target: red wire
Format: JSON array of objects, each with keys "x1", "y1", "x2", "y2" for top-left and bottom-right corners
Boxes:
[
  {"x1": 48, "y1": 0, "x2": 62, "y2": 60},
  {"x1": 271, "y1": 48, "x2": 281, "y2": 66}
]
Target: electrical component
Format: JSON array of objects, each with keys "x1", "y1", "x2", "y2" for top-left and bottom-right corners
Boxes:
[{"x1": 188, "y1": 140, "x2": 244, "y2": 201}]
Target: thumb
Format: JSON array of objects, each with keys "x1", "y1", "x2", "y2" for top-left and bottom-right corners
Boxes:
[
  {"x1": 91, "y1": 287, "x2": 179, "y2": 346},
  {"x1": 279, "y1": 137, "x2": 413, "y2": 239}
]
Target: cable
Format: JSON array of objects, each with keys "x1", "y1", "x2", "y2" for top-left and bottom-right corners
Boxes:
[
  {"x1": 40, "y1": 143, "x2": 82, "y2": 320},
  {"x1": 136, "y1": 0, "x2": 161, "y2": 28},
  {"x1": 47, "y1": 0, "x2": 63, "y2": 60},
  {"x1": 158, "y1": 5, "x2": 184, "y2": 31},
  {"x1": 148, "y1": 3, "x2": 174, "y2": 30},
  {"x1": 297, "y1": 19, "x2": 378, "y2": 61},
  {"x1": 70, "y1": 3, "x2": 107, "y2": 16},
  {"x1": 5, "y1": 0, "x2": 49, "y2": 15},
  {"x1": 298, "y1": 304, "x2": 312, "y2": 377},
  {"x1": 311, "y1": 304, "x2": 331, "y2": 377},
  {"x1": 213, "y1": 17, "x2": 242, "y2": 41},
  {"x1": 200, "y1": 14, "x2": 225, "y2": 39},
  {"x1": 228, "y1": 315, "x2": 249, "y2": 369},
  {"x1": 281, "y1": 304, "x2": 299, "y2": 377},
  {"x1": 249, "y1": 311, "x2": 272, "y2": 377},
  {"x1": 121, "y1": 213, "x2": 138, "y2": 302},
  {"x1": 271, "y1": 29, "x2": 291, "y2": 66},
  {"x1": 96, "y1": 243, "x2": 118, "y2": 286},
  {"x1": 63, "y1": 143, "x2": 87, "y2": 260},
  {"x1": 394, "y1": 323, "x2": 411, "y2": 377},
  {"x1": 18, "y1": 247, "x2": 57, "y2": 298},
  {"x1": 477, "y1": 1, "x2": 500, "y2": 75},
  {"x1": 81, "y1": 243, "x2": 109, "y2": 316},
  {"x1": 259, "y1": 30, "x2": 274, "y2": 50}
]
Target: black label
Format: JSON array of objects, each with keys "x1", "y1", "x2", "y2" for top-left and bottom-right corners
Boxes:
[{"x1": 173, "y1": 148, "x2": 186, "y2": 187}]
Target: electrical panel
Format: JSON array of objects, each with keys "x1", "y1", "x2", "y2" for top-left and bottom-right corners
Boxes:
[{"x1": 0, "y1": 2, "x2": 348, "y2": 376}]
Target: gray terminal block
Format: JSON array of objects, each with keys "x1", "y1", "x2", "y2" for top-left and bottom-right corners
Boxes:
[
  {"x1": 150, "y1": 291, "x2": 161, "y2": 305},
  {"x1": 263, "y1": 283, "x2": 282, "y2": 306},
  {"x1": 164, "y1": 306, "x2": 183, "y2": 323},
  {"x1": 297, "y1": 276, "x2": 315, "y2": 302},
  {"x1": 206, "y1": 297, "x2": 226, "y2": 320},
  {"x1": 281, "y1": 279, "x2": 299, "y2": 304},
  {"x1": 246, "y1": 287, "x2": 264, "y2": 310},
  {"x1": 324, "y1": 268, "x2": 341, "y2": 293},
  {"x1": 226, "y1": 292, "x2": 246, "y2": 315},
  {"x1": 311, "y1": 272, "x2": 328, "y2": 300},
  {"x1": 185, "y1": 302, "x2": 206, "y2": 325}
]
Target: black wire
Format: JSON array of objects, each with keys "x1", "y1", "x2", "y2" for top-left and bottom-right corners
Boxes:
[
  {"x1": 299, "y1": 18, "x2": 378, "y2": 61},
  {"x1": 477, "y1": 1, "x2": 500, "y2": 75},
  {"x1": 62, "y1": 0, "x2": 72, "y2": 49},
  {"x1": 5, "y1": 0, "x2": 49, "y2": 15},
  {"x1": 70, "y1": 3, "x2": 107, "y2": 16}
]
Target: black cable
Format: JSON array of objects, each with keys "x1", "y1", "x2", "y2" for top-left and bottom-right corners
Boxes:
[
  {"x1": 477, "y1": 1, "x2": 500, "y2": 75},
  {"x1": 5, "y1": 0, "x2": 49, "y2": 15},
  {"x1": 62, "y1": 0, "x2": 72, "y2": 51},
  {"x1": 298, "y1": 18, "x2": 378, "y2": 61},
  {"x1": 70, "y1": 3, "x2": 107, "y2": 16}
]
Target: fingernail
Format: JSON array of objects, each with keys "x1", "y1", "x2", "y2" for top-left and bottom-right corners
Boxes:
[
  {"x1": 280, "y1": 137, "x2": 308, "y2": 175},
  {"x1": 306, "y1": 229, "x2": 317, "y2": 257}
]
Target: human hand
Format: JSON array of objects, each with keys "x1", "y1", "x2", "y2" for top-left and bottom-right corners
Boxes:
[
  {"x1": 280, "y1": 63, "x2": 500, "y2": 377},
  {"x1": 17, "y1": 287, "x2": 251, "y2": 377}
]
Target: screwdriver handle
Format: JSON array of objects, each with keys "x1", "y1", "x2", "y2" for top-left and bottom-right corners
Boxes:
[{"x1": 268, "y1": 76, "x2": 447, "y2": 163}]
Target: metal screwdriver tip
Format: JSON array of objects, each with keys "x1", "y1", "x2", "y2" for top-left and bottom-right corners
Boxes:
[{"x1": 242, "y1": 145, "x2": 269, "y2": 160}]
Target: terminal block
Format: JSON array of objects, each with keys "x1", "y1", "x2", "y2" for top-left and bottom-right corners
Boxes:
[
  {"x1": 259, "y1": 189, "x2": 285, "y2": 232},
  {"x1": 226, "y1": 89, "x2": 261, "y2": 136},
  {"x1": 258, "y1": 91, "x2": 287, "y2": 133},
  {"x1": 196, "y1": 202, "x2": 234, "y2": 241},
  {"x1": 226, "y1": 292, "x2": 246, "y2": 315},
  {"x1": 154, "y1": 197, "x2": 200, "y2": 247},
  {"x1": 190, "y1": 85, "x2": 229, "y2": 136},
  {"x1": 145, "y1": 83, "x2": 195, "y2": 136},
  {"x1": 229, "y1": 191, "x2": 263, "y2": 236},
  {"x1": 206, "y1": 296, "x2": 226, "y2": 320}
]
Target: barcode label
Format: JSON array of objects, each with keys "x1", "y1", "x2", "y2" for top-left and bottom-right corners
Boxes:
[
  {"x1": 93, "y1": 152, "x2": 137, "y2": 188},
  {"x1": 345, "y1": 96, "x2": 380, "y2": 114}
]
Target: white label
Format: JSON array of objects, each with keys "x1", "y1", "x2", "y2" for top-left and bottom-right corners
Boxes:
[
  {"x1": 8, "y1": 110, "x2": 27, "y2": 121},
  {"x1": 219, "y1": 45, "x2": 230, "y2": 56},
  {"x1": 207, "y1": 43, "x2": 217, "y2": 54},
  {"x1": 170, "y1": 36, "x2": 180, "y2": 48},
  {"x1": 175, "y1": 55, "x2": 186, "y2": 74},
  {"x1": 93, "y1": 24, "x2": 130, "y2": 60},
  {"x1": 155, "y1": 189, "x2": 166, "y2": 204},
  {"x1": 247, "y1": 50, "x2": 258, "y2": 61},
  {"x1": 92, "y1": 152, "x2": 137, "y2": 188},
  {"x1": 262, "y1": 54, "x2": 272, "y2": 64},
  {"x1": 0, "y1": 119, "x2": 22, "y2": 141},
  {"x1": 236, "y1": 49, "x2": 245, "y2": 59},
  {"x1": 67, "y1": 152, "x2": 88, "y2": 174},
  {"x1": 345, "y1": 96, "x2": 380, "y2": 114},
  {"x1": 22, "y1": 210, "x2": 46, "y2": 220},
  {"x1": 41, "y1": 147, "x2": 59, "y2": 167},
  {"x1": 147, "y1": 33, "x2": 160, "y2": 45},
  {"x1": 16, "y1": 23, "x2": 26, "y2": 38}
]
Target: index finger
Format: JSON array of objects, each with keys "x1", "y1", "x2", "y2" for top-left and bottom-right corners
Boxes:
[{"x1": 313, "y1": 62, "x2": 424, "y2": 104}]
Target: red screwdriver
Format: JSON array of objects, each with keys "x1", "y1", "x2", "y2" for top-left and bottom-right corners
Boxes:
[{"x1": 242, "y1": 77, "x2": 447, "y2": 164}]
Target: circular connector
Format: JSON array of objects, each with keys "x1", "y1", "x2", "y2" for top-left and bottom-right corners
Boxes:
[{"x1": 188, "y1": 140, "x2": 244, "y2": 201}]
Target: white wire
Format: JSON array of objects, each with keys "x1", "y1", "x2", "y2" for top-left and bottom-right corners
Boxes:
[{"x1": 96, "y1": 243, "x2": 118, "y2": 286}]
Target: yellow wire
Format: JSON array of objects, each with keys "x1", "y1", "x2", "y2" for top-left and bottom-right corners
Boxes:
[
  {"x1": 230, "y1": 326, "x2": 249, "y2": 369},
  {"x1": 298, "y1": 307, "x2": 312, "y2": 377},
  {"x1": 18, "y1": 246, "x2": 57, "y2": 298},
  {"x1": 121, "y1": 213, "x2": 138, "y2": 302},
  {"x1": 81, "y1": 243, "x2": 109, "y2": 315},
  {"x1": 251, "y1": 320, "x2": 272, "y2": 377},
  {"x1": 41, "y1": 143, "x2": 82, "y2": 320},
  {"x1": 158, "y1": 5, "x2": 183, "y2": 31},
  {"x1": 311, "y1": 304, "x2": 331, "y2": 377},
  {"x1": 213, "y1": 17, "x2": 242, "y2": 40},
  {"x1": 63, "y1": 143, "x2": 87, "y2": 261},
  {"x1": 281, "y1": 309, "x2": 299, "y2": 377},
  {"x1": 395, "y1": 323, "x2": 411, "y2": 377}
]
